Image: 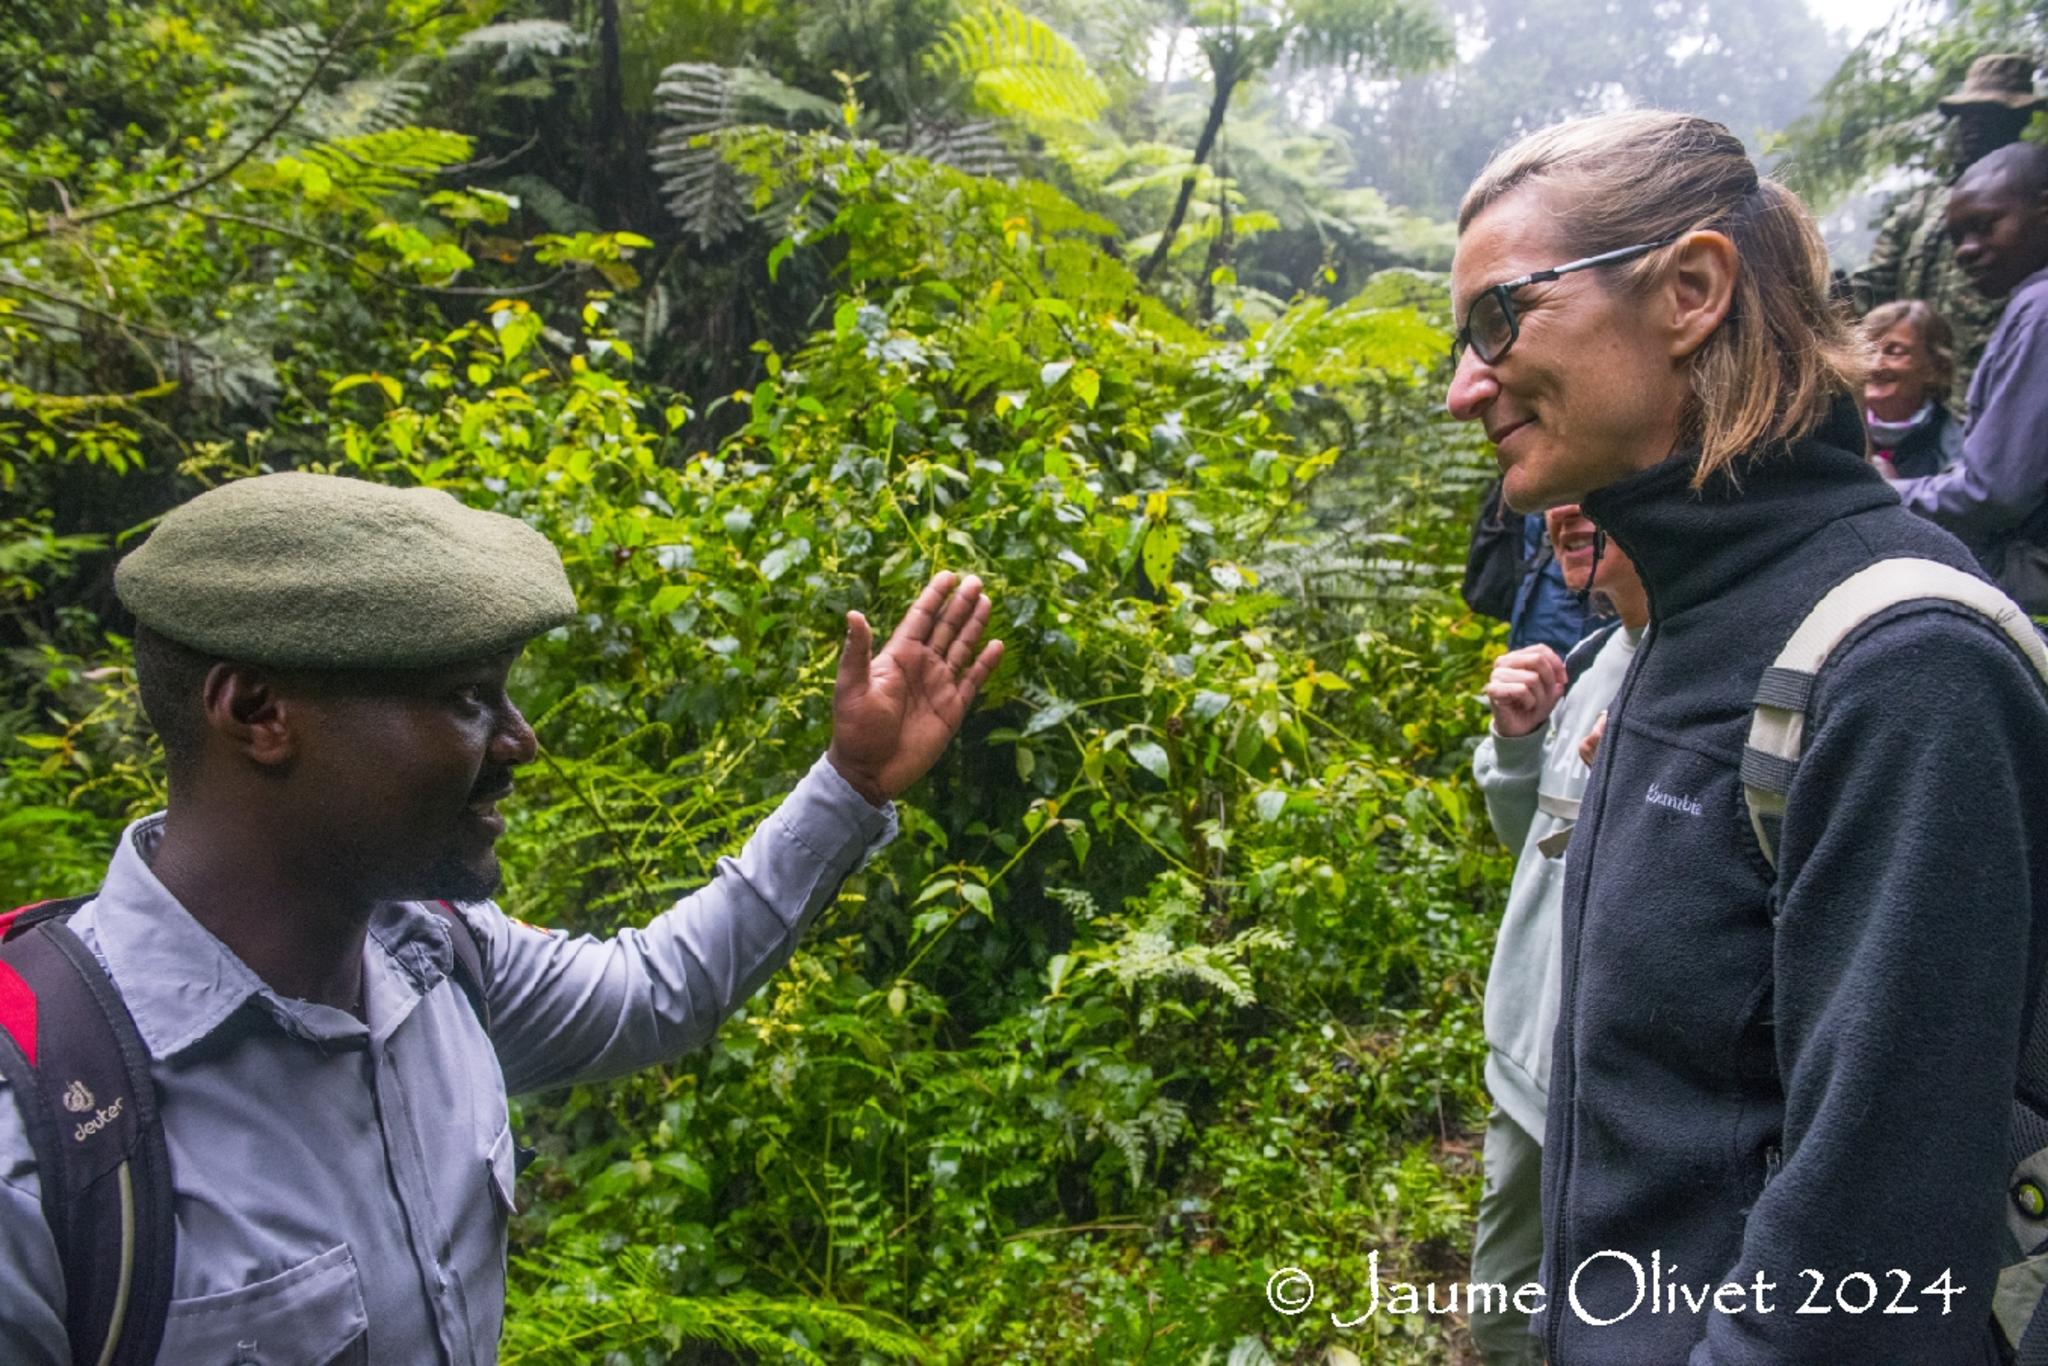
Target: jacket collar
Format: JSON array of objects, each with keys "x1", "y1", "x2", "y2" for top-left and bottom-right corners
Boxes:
[
  {"x1": 85, "y1": 814, "x2": 460, "y2": 1060},
  {"x1": 1580, "y1": 396, "x2": 1893, "y2": 619}
]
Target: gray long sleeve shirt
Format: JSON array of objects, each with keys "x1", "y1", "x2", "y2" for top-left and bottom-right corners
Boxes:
[
  {"x1": 1470, "y1": 624, "x2": 1638, "y2": 1142},
  {"x1": 1894, "y1": 264, "x2": 2048, "y2": 553},
  {"x1": 0, "y1": 754, "x2": 893, "y2": 1365}
]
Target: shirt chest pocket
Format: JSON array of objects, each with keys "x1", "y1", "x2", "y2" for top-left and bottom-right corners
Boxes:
[
  {"x1": 1578, "y1": 728, "x2": 1775, "y2": 1052},
  {"x1": 156, "y1": 1243, "x2": 368, "y2": 1366}
]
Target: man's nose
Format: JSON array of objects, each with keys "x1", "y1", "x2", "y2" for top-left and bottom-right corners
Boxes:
[
  {"x1": 1445, "y1": 349, "x2": 1498, "y2": 421},
  {"x1": 492, "y1": 700, "x2": 539, "y2": 767}
]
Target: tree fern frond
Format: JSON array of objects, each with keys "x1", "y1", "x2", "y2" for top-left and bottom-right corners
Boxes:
[
  {"x1": 495, "y1": 174, "x2": 598, "y2": 234},
  {"x1": 651, "y1": 64, "x2": 837, "y2": 246},
  {"x1": 898, "y1": 119, "x2": 1016, "y2": 179},
  {"x1": 315, "y1": 76, "x2": 428, "y2": 136},
  {"x1": 929, "y1": 2, "x2": 1108, "y2": 130},
  {"x1": 299, "y1": 126, "x2": 475, "y2": 206},
  {"x1": 227, "y1": 24, "x2": 327, "y2": 104},
  {"x1": 449, "y1": 19, "x2": 585, "y2": 69}
]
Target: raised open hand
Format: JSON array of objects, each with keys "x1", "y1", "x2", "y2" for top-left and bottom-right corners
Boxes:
[{"x1": 826, "y1": 572, "x2": 1004, "y2": 804}]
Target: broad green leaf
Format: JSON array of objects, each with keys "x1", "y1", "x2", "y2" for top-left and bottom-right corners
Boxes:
[
  {"x1": 758, "y1": 537, "x2": 810, "y2": 582},
  {"x1": 1129, "y1": 740, "x2": 1170, "y2": 780},
  {"x1": 1072, "y1": 366, "x2": 1100, "y2": 408},
  {"x1": 1141, "y1": 523, "x2": 1180, "y2": 591}
]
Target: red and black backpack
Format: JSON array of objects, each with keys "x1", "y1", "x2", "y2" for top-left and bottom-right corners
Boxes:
[{"x1": 0, "y1": 895, "x2": 489, "y2": 1366}]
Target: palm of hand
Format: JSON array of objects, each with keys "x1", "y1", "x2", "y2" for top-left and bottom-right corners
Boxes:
[
  {"x1": 834, "y1": 640, "x2": 972, "y2": 796},
  {"x1": 827, "y1": 573, "x2": 1002, "y2": 803}
]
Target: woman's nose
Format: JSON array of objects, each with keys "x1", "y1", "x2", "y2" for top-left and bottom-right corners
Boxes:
[{"x1": 1445, "y1": 350, "x2": 1498, "y2": 421}]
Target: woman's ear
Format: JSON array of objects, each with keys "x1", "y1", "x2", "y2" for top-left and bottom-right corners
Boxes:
[
  {"x1": 1665, "y1": 229, "x2": 1739, "y2": 361},
  {"x1": 202, "y1": 663, "x2": 297, "y2": 769}
]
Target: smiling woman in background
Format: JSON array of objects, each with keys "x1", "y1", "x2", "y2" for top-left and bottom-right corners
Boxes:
[
  {"x1": 1445, "y1": 109, "x2": 2048, "y2": 1364},
  {"x1": 1861, "y1": 300, "x2": 1962, "y2": 478}
]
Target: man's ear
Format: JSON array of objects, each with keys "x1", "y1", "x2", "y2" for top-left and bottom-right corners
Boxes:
[
  {"x1": 201, "y1": 663, "x2": 297, "y2": 769},
  {"x1": 1665, "y1": 229, "x2": 1739, "y2": 362}
]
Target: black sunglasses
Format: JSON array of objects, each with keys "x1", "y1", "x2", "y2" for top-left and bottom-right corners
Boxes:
[{"x1": 1452, "y1": 237, "x2": 1678, "y2": 368}]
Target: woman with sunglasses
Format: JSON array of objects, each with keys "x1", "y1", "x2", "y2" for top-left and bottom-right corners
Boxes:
[{"x1": 1446, "y1": 109, "x2": 2048, "y2": 1364}]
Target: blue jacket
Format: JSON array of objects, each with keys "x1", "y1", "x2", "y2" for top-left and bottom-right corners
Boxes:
[
  {"x1": 1538, "y1": 403, "x2": 2048, "y2": 1364},
  {"x1": 1509, "y1": 513, "x2": 1595, "y2": 657}
]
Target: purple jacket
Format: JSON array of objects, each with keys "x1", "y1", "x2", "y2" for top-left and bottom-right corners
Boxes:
[{"x1": 1895, "y1": 264, "x2": 2048, "y2": 558}]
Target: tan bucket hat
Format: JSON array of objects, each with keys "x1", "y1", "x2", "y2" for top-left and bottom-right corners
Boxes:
[{"x1": 1939, "y1": 53, "x2": 2047, "y2": 114}]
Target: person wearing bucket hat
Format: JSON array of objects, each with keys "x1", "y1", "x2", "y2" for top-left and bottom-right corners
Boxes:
[
  {"x1": 0, "y1": 471, "x2": 1003, "y2": 1363},
  {"x1": 1851, "y1": 53, "x2": 2047, "y2": 409}
]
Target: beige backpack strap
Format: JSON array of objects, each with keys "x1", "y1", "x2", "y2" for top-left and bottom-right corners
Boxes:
[{"x1": 1741, "y1": 557, "x2": 2048, "y2": 870}]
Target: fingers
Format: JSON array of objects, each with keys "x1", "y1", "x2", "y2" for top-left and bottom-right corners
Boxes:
[
  {"x1": 836, "y1": 610, "x2": 873, "y2": 696},
  {"x1": 1578, "y1": 710, "x2": 1608, "y2": 767},
  {"x1": 958, "y1": 638, "x2": 1004, "y2": 700},
  {"x1": 944, "y1": 593, "x2": 993, "y2": 672},
  {"x1": 1493, "y1": 645, "x2": 1566, "y2": 693},
  {"x1": 885, "y1": 571, "x2": 961, "y2": 654},
  {"x1": 1484, "y1": 665, "x2": 1552, "y2": 704},
  {"x1": 925, "y1": 574, "x2": 984, "y2": 659},
  {"x1": 1484, "y1": 648, "x2": 1569, "y2": 737}
]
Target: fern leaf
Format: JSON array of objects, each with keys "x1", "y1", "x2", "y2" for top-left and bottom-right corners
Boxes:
[
  {"x1": 298, "y1": 126, "x2": 475, "y2": 209},
  {"x1": 227, "y1": 24, "x2": 328, "y2": 104},
  {"x1": 899, "y1": 119, "x2": 1016, "y2": 179},
  {"x1": 504, "y1": 1238, "x2": 927, "y2": 1363},
  {"x1": 226, "y1": 25, "x2": 420, "y2": 141},
  {"x1": 930, "y1": 3, "x2": 1107, "y2": 130},
  {"x1": 495, "y1": 174, "x2": 597, "y2": 234},
  {"x1": 449, "y1": 19, "x2": 585, "y2": 69},
  {"x1": 651, "y1": 64, "x2": 837, "y2": 246}
]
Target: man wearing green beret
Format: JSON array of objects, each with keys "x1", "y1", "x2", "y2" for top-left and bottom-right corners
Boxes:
[
  {"x1": 1850, "y1": 53, "x2": 2047, "y2": 409},
  {"x1": 0, "y1": 472, "x2": 1002, "y2": 1363}
]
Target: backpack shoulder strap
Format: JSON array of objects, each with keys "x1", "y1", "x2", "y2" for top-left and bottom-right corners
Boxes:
[
  {"x1": 1736, "y1": 561, "x2": 2048, "y2": 1357},
  {"x1": 0, "y1": 904, "x2": 175, "y2": 1366},
  {"x1": 1741, "y1": 557, "x2": 2048, "y2": 870},
  {"x1": 1564, "y1": 620, "x2": 1623, "y2": 688},
  {"x1": 429, "y1": 900, "x2": 491, "y2": 1034}
]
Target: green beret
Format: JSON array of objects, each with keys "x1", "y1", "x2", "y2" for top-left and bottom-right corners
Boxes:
[{"x1": 115, "y1": 473, "x2": 577, "y2": 669}]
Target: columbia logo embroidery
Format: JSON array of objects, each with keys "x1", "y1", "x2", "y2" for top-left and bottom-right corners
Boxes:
[
  {"x1": 1646, "y1": 782, "x2": 1704, "y2": 817},
  {"x1": 61, "y1": 1080, "x2": 93, "y2": 1114}
]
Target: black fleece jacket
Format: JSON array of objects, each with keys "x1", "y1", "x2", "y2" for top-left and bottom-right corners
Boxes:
[{"x1": 1535, "y1": 402, "x2": 2048, "y2": 1365}]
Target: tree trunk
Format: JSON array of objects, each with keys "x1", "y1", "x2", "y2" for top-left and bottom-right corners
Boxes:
[
  {"x1": 1196, "y1": 144, "x2": 1233, "y2": 316},
  {"x1": 1138, "y1": 66, "x2": 1237, "y2": 285},
  {"x1": 589, "y1": 0, "x2": 630, "y2": 225}
]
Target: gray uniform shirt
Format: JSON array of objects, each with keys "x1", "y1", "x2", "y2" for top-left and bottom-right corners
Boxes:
[
  {"x1": 0, "y1": 754, "x2": 893, "y2": 1365},
  {"x1": 1895, "y1": 264, "x2": 2048, "y2": 553}
]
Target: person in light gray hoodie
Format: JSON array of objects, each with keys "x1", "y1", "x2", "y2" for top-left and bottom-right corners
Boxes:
[{"x1": 1466, "y1": 504, "x2": 1647, "y2": 1365}]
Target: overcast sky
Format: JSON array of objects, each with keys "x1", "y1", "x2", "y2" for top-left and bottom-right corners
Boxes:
[{"x1": 1805, "y1": 0, "x2": 1907, "y2": 42}]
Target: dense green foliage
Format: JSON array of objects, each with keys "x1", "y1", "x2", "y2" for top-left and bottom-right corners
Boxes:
[
  {"x1": 3, "y1": 1, "x2": 1524, "y2": 1360},
  {"x1": 1780, "y1": 0, "x2": 2048, "y2": 207}
]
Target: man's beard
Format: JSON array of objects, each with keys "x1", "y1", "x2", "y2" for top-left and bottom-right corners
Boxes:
[{"x1": 414, "y1": 847, "x2": 504, "y2": 903}]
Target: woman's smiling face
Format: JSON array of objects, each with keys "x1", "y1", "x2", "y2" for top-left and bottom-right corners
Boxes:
[
  {"x1": 1864, "y1": 321, "x2": 1941, "y2": 422},
  {"x1": 1445, "y1": 187, "x2": 1695, "y2": 513}
]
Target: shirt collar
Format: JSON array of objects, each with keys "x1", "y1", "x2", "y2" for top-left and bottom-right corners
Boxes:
[
  {"x1": 88, "y1": 814, "x2": 462, "y2": 1059},
  {"x1": 1581, "y1": 395, "x2": 1893, "y2": 619},
  {"x1": 1864, "y1": 400, "x2": 1935, "y2": 447}
]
